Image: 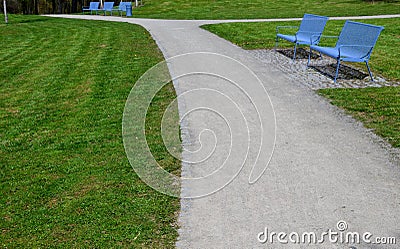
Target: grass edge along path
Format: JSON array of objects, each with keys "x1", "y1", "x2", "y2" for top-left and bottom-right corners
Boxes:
[
  {"x1": 0, "y1": 15, "x2": 181, "y2": 248},
  {"x1": 318, "y1": 87, "x2": 400, "y2": 148}
]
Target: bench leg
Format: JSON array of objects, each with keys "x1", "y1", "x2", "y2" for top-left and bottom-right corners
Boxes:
[
  {"x1": 275, "y1": 36, "x2": 279, "y2": 52},
  {"x1": 307, "y1": 47, "x2": 312, "y2": 68},
  {"x1": 365, "y1": 61, "x2": 374, "y2": 81},
  {"x1": 334, "y1": 59, "x2": 341, "y2": 83},
  {"x1": 293, "y1": 43, "x2": 297, "y2": 60}
]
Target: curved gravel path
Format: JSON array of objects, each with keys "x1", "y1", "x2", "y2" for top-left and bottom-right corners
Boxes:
[{"x1": 46, "y1": 14, "x2": 400, "y2": 248}]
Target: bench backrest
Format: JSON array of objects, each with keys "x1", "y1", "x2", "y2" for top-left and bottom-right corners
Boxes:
[
  {"x1": 336, "y1": 21, "x2": 384, "y2": 58},
  {"x1": 298, "y1": 14, "x2": 329, "y2": 34},
  {"x1": 103, "y1": 2, "x2": 114, "y2": 10},
  {"x1": 89, "y1": 2, "x2": 100, "y2": 10},
  {"x1": 118, "y1": 2, "x2": 127, "y2": 10},
  {"x1": 297, "y1": 14, "x2": 329, "y2": 43}
]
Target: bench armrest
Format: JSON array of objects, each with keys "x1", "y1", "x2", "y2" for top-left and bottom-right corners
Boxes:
[
  {"x1": 297, "y1": 31, "x2": 321, "y2": 35},
  {"x1": 319, "y1": 35, "x2": 339, "y2": 39},
  {"x1": 311, "y1": 35, "x2": 339, "y2": 46},
  {"x1": 276, "y1": 26, "x2": 298, "y2": 34},
  {"x1": 305, "y1": 33, "x2": 324, "y2": 44}
]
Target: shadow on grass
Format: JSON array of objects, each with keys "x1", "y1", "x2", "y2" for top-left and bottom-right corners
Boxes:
[
  {"x1": 310, "y1": 64, "x2": 368, "y2": 81},
  {"x1": 277, "y1": 48, "x2": 320, "y2": 60},
  {"x1": 18, "y1": 18, "x2": 49, "y2": 24},
  {"x1": 0, "y1": 15, "x2": 50, "y2": 25},
  {"x1": 277, "y1": 48, "x2": 369, "y2": 80}
]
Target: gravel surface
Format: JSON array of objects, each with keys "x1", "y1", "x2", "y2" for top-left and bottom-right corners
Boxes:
[{"x1": 249, "y1": 48, "x2": 400, "y2": 90}]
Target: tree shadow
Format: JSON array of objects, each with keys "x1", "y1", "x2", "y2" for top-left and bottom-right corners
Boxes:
[
  {"x1": 310, "y1": 63, "x2": 368, "y2": 80},
  {"x1": 277, "y1": 48, "x2": 320, "y2": 60},
  {"x1": 277, "y1": 48, "x2": 369, "y2": 80},
  {"x1": 18, "y1": 18, "x2": 50, "y2": 24}
]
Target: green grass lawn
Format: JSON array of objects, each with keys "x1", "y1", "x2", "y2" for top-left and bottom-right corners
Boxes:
[
  {"x1": 1, "y1": 4, "x2": 399, "y2": 246},
  {"x1": 202, "y1": 18, "x2": 400, "y2": 148},
  {"x1": 0, "y1": 15, "x2": 180, "y2": 248},
  {"x1": 131, "y1": 0, "x2": 400, "y2": 20},
  {"x1": 319, "y1": 87, "x2": 400, "y2": 148}
]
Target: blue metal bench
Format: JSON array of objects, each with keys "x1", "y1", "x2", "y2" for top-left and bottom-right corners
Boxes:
[
  {"x1": 101, "y1": 2, "x2": 115, "y2": 16},
  {"x1": 308, "y1": 21, "x2": 384, "y2": 83},
  {"x1": 276, "y1": 14, "x2": 329, "y2": 60},
  {"x1": 82, "y1": 2, "x2": 100, "y2": 15},
  {"x1": 113, "y1": 2, "x2": 127, "y2": 16}
]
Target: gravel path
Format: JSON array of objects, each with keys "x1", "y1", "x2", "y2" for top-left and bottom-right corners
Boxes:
[{"x1": 46, "y1": 14, "x2": 400, "y2": 248}]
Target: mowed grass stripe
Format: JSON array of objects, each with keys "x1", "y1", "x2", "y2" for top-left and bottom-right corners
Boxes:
[
  {"x1": 1, "y1": 15, "x2": 180, "y2": 248},
  {"x1": 131, "y1": 0, "x2": 400, "y2": 20}
]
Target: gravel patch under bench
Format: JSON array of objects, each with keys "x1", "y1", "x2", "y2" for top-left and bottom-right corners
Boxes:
[{"x1": 248, "y1": 48, "x2": 400, "y2": 90}]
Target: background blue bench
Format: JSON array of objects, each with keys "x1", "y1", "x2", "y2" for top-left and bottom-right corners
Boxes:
[
  {"x1": 101, "y1": 2, "x2": 115, "y2": 16},
  {"x1": 82, "y1": 2, "x2": 100, "y2": 15},
  {"x1": 113, "y1": 2, "x2": 127, "y2": 16}
]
